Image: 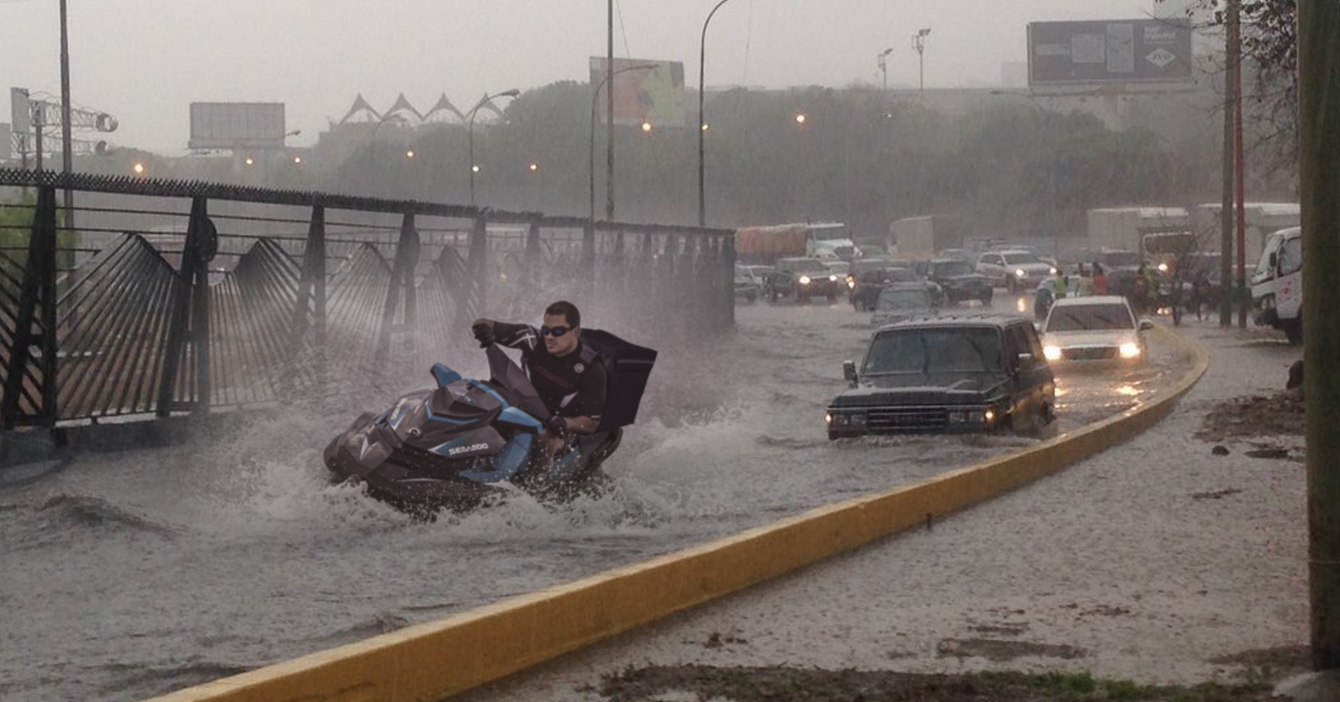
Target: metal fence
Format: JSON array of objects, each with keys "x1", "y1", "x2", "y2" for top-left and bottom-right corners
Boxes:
[{"x1": 0, "y1": 169, "x2": 735, "y2": 430}]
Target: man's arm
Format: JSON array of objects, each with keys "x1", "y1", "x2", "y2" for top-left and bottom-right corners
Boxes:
[{"x1": 473, "y1": 318, "x2": 539, "y2": 353}]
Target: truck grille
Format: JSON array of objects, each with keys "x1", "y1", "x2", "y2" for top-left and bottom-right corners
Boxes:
[
  {"x1": 1062, "y1": 347, "x2": 1118, "y2": 361},
  {"x1": 865, "y1": 406, "x2": 950, "y2": 431}
]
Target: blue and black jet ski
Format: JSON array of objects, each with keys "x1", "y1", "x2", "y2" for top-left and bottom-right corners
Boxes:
[{"x1": 323, "y1": 330, "x2": 656, "y2": 514}]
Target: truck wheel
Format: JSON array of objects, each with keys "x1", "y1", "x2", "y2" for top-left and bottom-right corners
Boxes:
[{"x1": 1284, "y1": 317, "x2": 1303, "y2": 345}]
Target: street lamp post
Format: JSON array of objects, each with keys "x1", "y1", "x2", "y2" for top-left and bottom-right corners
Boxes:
[
  {"x1": 367, "y1": 114, "x2": 407, "y2": 190},
  {"x1": 698, "y1": 0, "x2": 737, "y2": 228},
  {"x1": 591, "y1": 65, "x2": 656, "y2": 227},
  {"x1": 877, "y1": 48, "x2": 894, "y2": 94},
  {"x1": 912, "y1": 28, "x2": 931, "y2": 97},
  {"x1": 59, "y1": 0, "x2": 74, "y2": 228},
  {"x1": 467, "y1": 89, "x2": 521, "y2": 207}
]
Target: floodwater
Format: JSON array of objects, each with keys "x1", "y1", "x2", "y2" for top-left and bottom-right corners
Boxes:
[{"x1": 0, "y1": 295, "x2": 1182, "y2": 702}]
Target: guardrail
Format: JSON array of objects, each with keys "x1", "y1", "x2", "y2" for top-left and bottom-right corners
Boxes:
[
  {"x1": 0, "y1": 169, "x2": 735, "y2": 432},
  {"x1": 137, "y1": 325, "x2": 1209, "y2": 702}
]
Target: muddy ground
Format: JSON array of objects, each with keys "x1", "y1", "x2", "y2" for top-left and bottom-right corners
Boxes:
[
  {"x1": 594, "y1": 646, "x2": 1308, "y2": 702},
  {"x1": 1197, "y1": 392, "x2": 1304, "y2": 444}
]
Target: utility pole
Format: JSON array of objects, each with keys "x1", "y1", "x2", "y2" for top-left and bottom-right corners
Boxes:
[
  {"x1": 59, "y1": 0, "x2": 75, "y2": 229},
  {"x1": 605, "y1": 0, "x2": 615, "y2": 222},
  {"x1": 1231, "y1": 0, "x2": 1247, "y2": 328},
  {"x1": 1218, "y1": 1, "x2": 1237, "y2": 326},
  {"x1": 1298, "y1": 0, "x2": 1340, "y2": 672},
  {"x1": 34, "y1": 108, "x2": 44, "y2": 172}
]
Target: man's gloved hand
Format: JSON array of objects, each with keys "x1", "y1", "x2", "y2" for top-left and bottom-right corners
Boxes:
[
  {"x1": 472, "y1": 322, "x2": 495, "y2": 348},
  {"x1": 544, "y1": 415, "x2": 567, "y2": 437}
]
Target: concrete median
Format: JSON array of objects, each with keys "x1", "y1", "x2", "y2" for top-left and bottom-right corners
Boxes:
[{"x1": 142, "y1": 325, "x2": 1208, "y2": 702}]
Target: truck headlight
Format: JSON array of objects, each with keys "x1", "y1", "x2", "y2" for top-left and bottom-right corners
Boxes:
[
  {"x1": 1043, "y1": 345, "x2": 1063, "y2": 362},
  {"x1": 1015, "y1": 268, "x2": 1026, "y2": 278},
  {"x1": 799, "y1": 275, "x2": 812, "y2": 285},
  {"x1": 1049, "y1": 267, "x2": 1058, "y2": 275},
  {"x1": 1119, "y1": 342, "x2": 1142, "y2": 359},
  {"x1": 983, "y1": 407, "x2": 996, "y2": 424},
  {"x1": 829, "y1": 274, "x2": 838, "y2": 282}
]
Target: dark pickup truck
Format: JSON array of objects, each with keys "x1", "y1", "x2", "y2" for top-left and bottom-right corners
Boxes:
[{"x1": 825, "y1": 316, "x2": 1055, "y2": 438}]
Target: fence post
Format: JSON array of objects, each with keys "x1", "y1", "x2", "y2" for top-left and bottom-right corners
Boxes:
[
  {"x1": 157, "y1": 196, "x2": 215, "y2": 416},
  {"x1": 378, "y1": 212, "x2": 420, "y2": 364},
  {"x1": 289, "y1": 205, "x2": 327, "y2": 385},
  {"x1": 456, "y1": 214, "x2": 489, "y2": 332},
  {"x1": 1, "y1": 185, "x2": 59, "y2": 429}
]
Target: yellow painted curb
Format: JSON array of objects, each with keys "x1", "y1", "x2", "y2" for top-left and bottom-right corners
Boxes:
[{"x1": 143, "y1": 325, "x2": 1209, "y2": 702}]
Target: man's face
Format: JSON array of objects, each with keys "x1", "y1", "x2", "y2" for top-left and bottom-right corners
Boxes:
[{"x1": 542, "y1": 313, "x2": 580, "y2": 355}]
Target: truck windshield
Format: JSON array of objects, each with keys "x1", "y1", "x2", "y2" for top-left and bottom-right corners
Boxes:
[
  {"x1": 1045, "y1": 304, "x2": 1135, "y2": 332},
  {"x1": 1100, "y1": 251, "x2": 1140, "y2": 267},
  {"x1": 863, "y1": 328, "x2": 1003, "y2": 374}
]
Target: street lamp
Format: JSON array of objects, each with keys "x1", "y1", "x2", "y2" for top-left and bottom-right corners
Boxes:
[
  {"x1": 405, "y1": 149, "x2": 415, "y2": 160},
  {"x1": 795, "y1": 113, "x2": 808, "y2": 125},
  {"x1": 877, "y1": 48, "x2": 894, "y2": 94},
  {"x1": 698, "y1": 0, "x2": 738, "y2": 228},
  {"x1": 590, "y1": 64, "x2": 655, "y2": 227},
  {"x1": 912, "y1": 28, "x2": 931, "y2": 97},
  {"x1": 467, "y1": 88, "x2": 521, "y2": 207},
  {"x1": 990, "y1": 90, "x2": 1057, "y2": 257}
]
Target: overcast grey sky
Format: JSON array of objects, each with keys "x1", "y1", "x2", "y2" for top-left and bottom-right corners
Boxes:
[{"x1": 3, "y1": 0, "x2": 1163, "y2": 152}]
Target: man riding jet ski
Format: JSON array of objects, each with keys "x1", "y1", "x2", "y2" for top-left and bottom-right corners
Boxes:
[{"x1": 323, "y1": 301, "x2": 656, "y2": 515}]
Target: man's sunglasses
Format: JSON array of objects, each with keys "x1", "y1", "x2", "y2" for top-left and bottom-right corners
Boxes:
[{"x1": 540, "y1": 325, "x2": 572, "y2": 338}]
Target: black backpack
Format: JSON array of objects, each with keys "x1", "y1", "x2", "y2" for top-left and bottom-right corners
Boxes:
[{"x1": 579, "y1": 329, "x2": 658, "y2": 433}]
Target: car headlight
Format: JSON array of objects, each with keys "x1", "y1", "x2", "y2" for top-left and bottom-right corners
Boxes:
[
  {"x1": 799, "y1": 275, "x2": 812, "y2": 285},
  {"x1": 829, "y1": 274, "x2": 838, "y2": 282},
  {"x1": 1119, "y1": 342, "x2": 1142, "y2": 359},
  {"x1": 825, "y1": 411, "x2": 834, "y2": 425},
  {"x1": 1049, "y1": 267, "x2": 1058, "y2": 275},
  {"x1": 983, "y1": 407, "x2": 996, "y2": 424},
  {"x1": 1015, "y1": 268, "x2": 1026, "y2": 278},
  {"x1": 847, "y1": 279, "x2": 856, "y2": 289},
  {"x1": 1043, "y1": 345, "x2": 1063, "y2": 362},
  {"x1": 1158, "y1": 262, "x2": 1169, "y2": 273}
]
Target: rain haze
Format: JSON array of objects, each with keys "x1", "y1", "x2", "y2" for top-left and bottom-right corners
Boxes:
[
  {"x1": 0, "y1": 0, "x2": 1314, "y2": 701},
  {"x1": 3, "y1": 0, "x2": 1160, "y2": 150}
]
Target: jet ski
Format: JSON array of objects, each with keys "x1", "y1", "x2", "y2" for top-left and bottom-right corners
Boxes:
[{"x1": 323, "y1": 329, "x2": 656, "y2": 515}]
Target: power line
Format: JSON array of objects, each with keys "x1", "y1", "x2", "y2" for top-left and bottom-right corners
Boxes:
[{"x1": 615, "y1": 0, "x2": 632, "y2": 58}]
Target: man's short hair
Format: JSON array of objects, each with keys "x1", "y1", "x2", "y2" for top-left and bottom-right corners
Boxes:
[{"x1": 545, "y1": 300, "x2": 581, "y2": 327}]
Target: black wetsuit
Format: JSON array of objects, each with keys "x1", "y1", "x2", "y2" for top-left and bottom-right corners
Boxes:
[{"x1": 491, "y1": 321, "x2": 607, "y2": 423}]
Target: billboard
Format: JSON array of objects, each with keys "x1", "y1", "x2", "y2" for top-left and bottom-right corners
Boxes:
[
  {"x1": 589, "y1": 58, "x2": 686, "y2": 127},
  {"x1": 1028, "y1": 19, "x2": 1193, "y2": 87},
  {"x1": 189, "y1": 102, "x2": 286, "y2": 150}
]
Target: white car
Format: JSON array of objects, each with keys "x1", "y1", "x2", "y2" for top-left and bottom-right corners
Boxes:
[
  {"x1": 1041, "y1": 296, "x2": 1154, "y2": 366},
  {"x1": 977, "y1": 249, "x2": 1057, "y2": 293}
]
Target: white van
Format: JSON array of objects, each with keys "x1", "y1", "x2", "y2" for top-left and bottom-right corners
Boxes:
[{"x1": 1250, "y1": 226, "x2": 1302, "y2": 344}]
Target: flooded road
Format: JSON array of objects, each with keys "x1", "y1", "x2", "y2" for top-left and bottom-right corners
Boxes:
[{"x1": 0, "y1": 296, "x2": 1183, "y2": 702}]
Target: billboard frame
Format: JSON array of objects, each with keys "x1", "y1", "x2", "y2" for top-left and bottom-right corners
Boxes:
[
  {"x1": 588, "y1": 57, "x2": 687, "y2": 128},
  {"x1": 1027, "y1": 19, "x2": 1194, "y2": 89}
]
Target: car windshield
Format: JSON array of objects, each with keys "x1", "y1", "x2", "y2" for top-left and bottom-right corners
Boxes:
[
  {"x1": 1002, "y1": 253, "x2": 1041, "y2": 265},
  {"x1": 864, "y1": 328, "x2": 1003, "y2": 374},
  {"x1": 788, "y1": 259, "x2": 829, "y2": 273},
  {"x1": 1046, "y1": 303, "x2": 1135, "y2": 332},
  {"x1": 876, "y1": 288, "x2": 930, "y2": 311},
  {"x1": 884, "y1": 267, "x2": 916, "y2": 282},
  {"x1": 933, "y1": 261, "x2": 972, "y2": 276}
]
